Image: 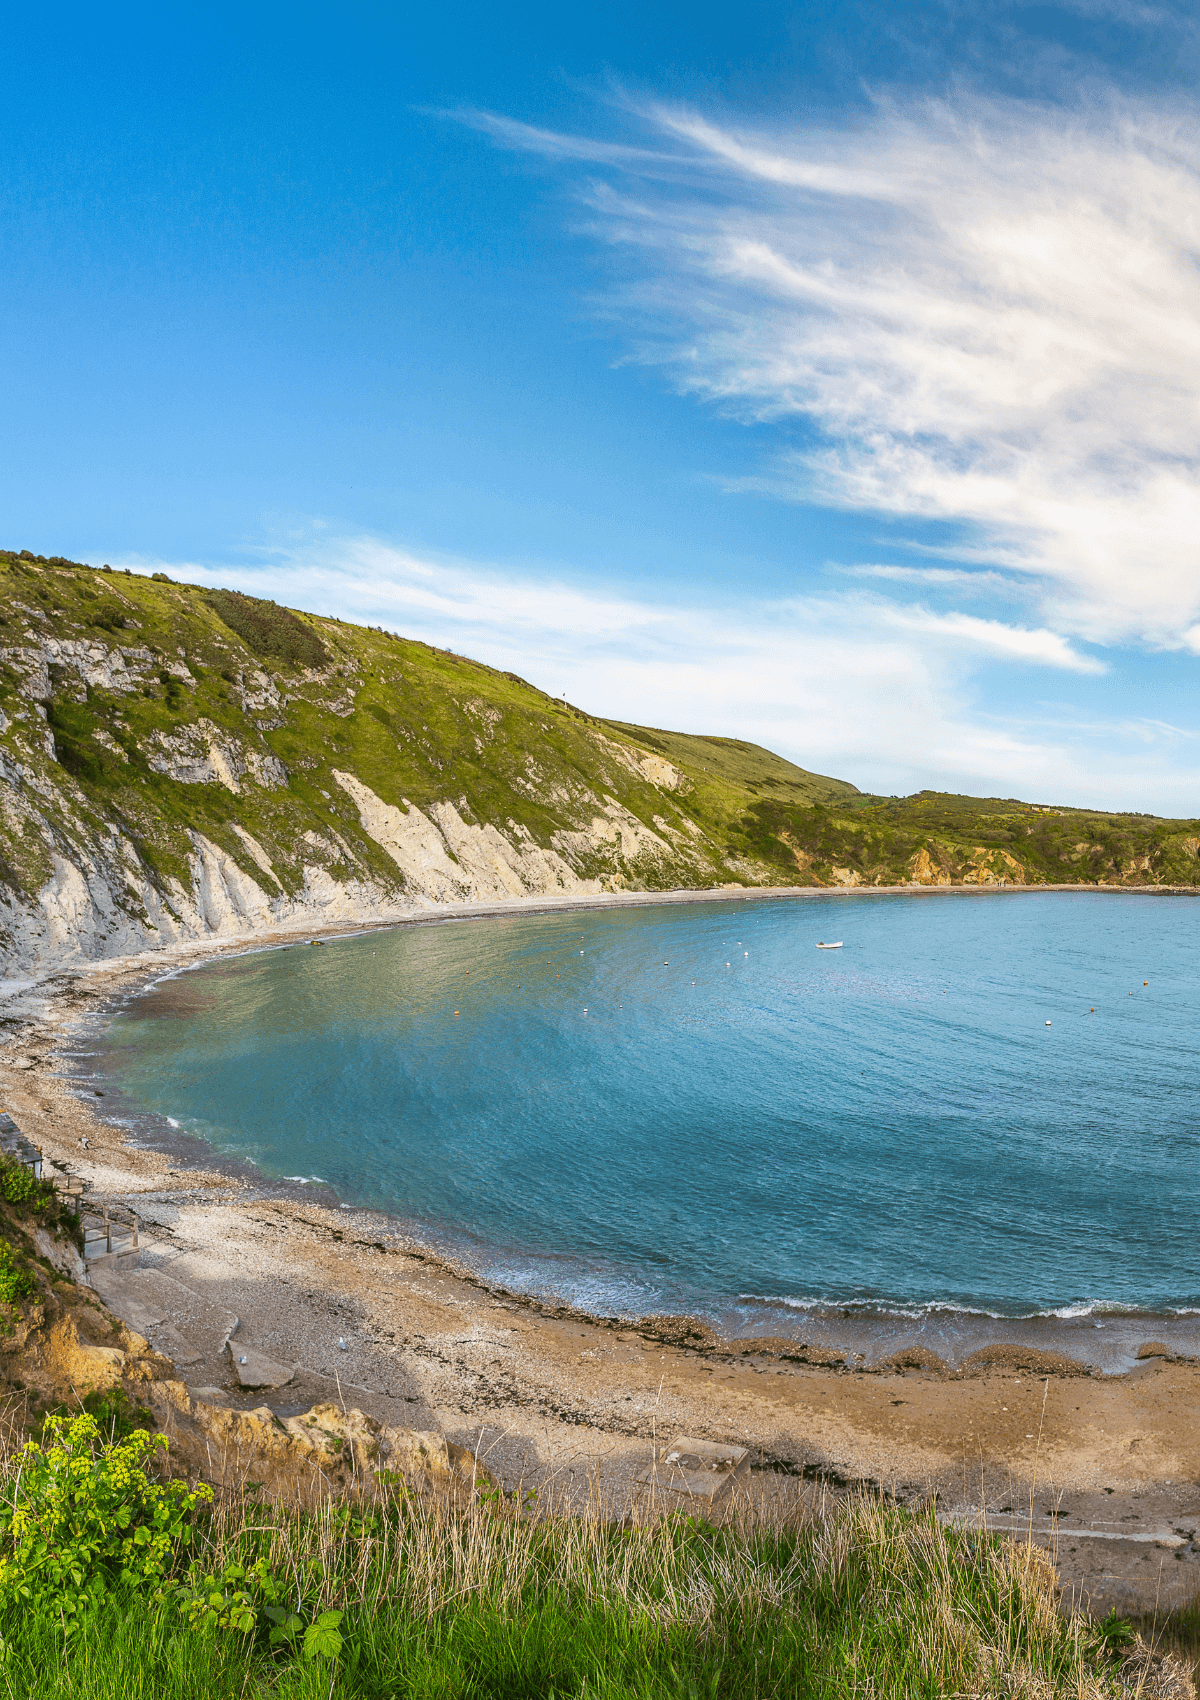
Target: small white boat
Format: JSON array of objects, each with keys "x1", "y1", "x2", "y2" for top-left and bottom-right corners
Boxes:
[{"x1": 816, "y1": 941, "x2": 844, "y2": 949}]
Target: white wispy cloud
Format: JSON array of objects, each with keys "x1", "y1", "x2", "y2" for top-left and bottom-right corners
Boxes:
[
  {"x1": 879, "y1": 607, "x2": 1105, "y2": 672},
  {"x1": 841, "y1": 564, "x2": 1016, "y2": 591},
  {"x1": 467, "y1": 91, "x2": 1200, "y2": 648}
]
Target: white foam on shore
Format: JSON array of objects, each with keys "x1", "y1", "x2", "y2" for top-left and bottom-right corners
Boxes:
[{"x1": 739, "y1": 1292, "x2": 1195, "y2": 1322}]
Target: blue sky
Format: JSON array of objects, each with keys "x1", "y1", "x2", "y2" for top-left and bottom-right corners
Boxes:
[{"x1": 6, "y1": 3, "x2": 1200, "y2": 812}]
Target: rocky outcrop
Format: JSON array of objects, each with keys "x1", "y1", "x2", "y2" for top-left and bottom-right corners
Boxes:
[
  {"x1": 0, "y1": 1264, "x2": 175, "y2": 1403},
  {"x1": 142, "y1": 1390, "x2": 491, "y2": 1506},
  {"x1": 332, "y1": 771, "x2": 704, "y2": 903},
  {"x1": 961, "y1": 848, "x2": 1026, "y2": 885},
  {"x1": 908, "y1": 844, "x2": 1027, "y2": 887},
  {"x1": 1, "y1": 636, "x2": 158, "y2": 702},
  {"x1": 591, "y1": 730, "x2": 689, "y2": 794},
  {"x1": 907, "y1": 847, "x2": 953, "y2": 886},
  {"x1": 147, "y1": 719, "x2": 287, "y2": 792},
  {"x1": 333, "y1": 771, "x2": 596, "y2": 903}
]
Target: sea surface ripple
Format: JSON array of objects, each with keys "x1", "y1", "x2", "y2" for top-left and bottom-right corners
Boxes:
[{"x1": 88, "y1": 891, "x2": 1200, "y2": 1342}]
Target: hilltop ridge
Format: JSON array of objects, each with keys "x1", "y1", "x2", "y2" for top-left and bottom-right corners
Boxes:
[{"x1": 0, "y1": 547, "x2": 1197, "y2": 974}]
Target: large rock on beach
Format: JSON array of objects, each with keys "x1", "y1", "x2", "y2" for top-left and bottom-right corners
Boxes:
[{"x1": 228, "y1": 1343, "x2": 295, "y2": 1388}]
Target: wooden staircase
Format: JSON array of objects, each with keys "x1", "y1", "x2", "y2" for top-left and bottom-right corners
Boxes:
[
  {"x1": 0, "y1": 1109, "x2": 140, "y2": 1271},
  {"x1": 80, "y1": 1203, "x2": 141, "y2": 1271}
]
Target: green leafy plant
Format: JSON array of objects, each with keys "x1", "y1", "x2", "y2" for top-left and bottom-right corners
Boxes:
[
  {"x1": 262, "y1": 1601, "x2": 305, "y2": 1647},
  {"x1": 175, "y1": 1564, "x2": 340, "y2": 1662},
  {"x1": 0, "y1": 1155, "x2": 83, "y2": 1248},
  {"x1": 0, "y1": 1413, "x2": 211, "y2": 1625},
  {"x1": 0, "y1": 1155, "x2": 50, "y2": 1213},
  {"x1": 303, "y1": 1610, "x2": 344, "y2": 1661},
  {"x1": 173, "y1": 1558, "x2": 281, "y2": 1636},
  {"x1": 1095, "y1": 1609, "x2": 1135, "y2": 1651},
  {"x1": 0, "y1": 1242, "x2": 34, "y2": 1305}
]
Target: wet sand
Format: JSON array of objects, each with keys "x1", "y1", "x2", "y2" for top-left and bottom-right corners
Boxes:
[{"x1": 2, "y1": 897, "x2": 1200, "y2": 1618}]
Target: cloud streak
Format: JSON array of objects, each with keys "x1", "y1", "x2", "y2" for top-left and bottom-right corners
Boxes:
[{"x1": 471, "y1": 91, "x2": 1200, "y2": 648}]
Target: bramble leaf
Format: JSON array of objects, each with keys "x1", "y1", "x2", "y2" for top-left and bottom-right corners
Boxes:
[{"x1": 303, "y1": 1610, "x2": 344, "y2": 1661}]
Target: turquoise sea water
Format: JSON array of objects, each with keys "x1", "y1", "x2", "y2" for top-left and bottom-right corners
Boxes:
[{"x1": 86, "y1": 892, "x2": 1200, "y2": 1333}]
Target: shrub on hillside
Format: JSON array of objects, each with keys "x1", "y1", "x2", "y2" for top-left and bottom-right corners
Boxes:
[
  {"x1": 0, "y1": 1415, "x2": 211, "y2": 1624},
  {"x1": 87, "y1": 606, "x2": 128, "y2": 632},
  {"x1": 0, "y1": 1153, "x2": 83, "y2": 1248},
  {"x1": 204, "y1": 588, "x2": 329, "y2": 670},
  {"x1": 0, "y1": 1241, "x2": 34, "y2": 1304},
  {"x1": 0, "y1": 1153, "x2": 65, "y2": 1220}
]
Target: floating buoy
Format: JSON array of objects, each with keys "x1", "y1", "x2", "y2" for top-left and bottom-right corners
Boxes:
[
  {"x1": 1144, "y1": 980, "x2": 1148, "y2": 986},
  {"x1": 744, "y1": 951, "x2": 748, "y2": 956},
  {"x1": 1090, "y1": 1007, "x2": 1094, "y2": 1013},
  {"x1": 1045, "y1": 1020, "x2": 1051, "y2": 1026},
  {"x1": 454, "y1": 1010, "x2": 459, "y2": 1016}
]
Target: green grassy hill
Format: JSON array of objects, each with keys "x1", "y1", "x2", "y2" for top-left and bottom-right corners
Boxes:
[{"x1": 0, "y1": 545, "x2": 1196, "y2": 971}]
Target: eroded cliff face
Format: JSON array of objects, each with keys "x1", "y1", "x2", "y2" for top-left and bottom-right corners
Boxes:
[
  {"x1": 0, "y1": 729, "x2": 719, "y2": 977},
  {"x1": 22, "y1": 552, "x2": 1185, "y2": 966},
  {"x1": 0, "y1": 567, "x2": 776, "y2": 976}
]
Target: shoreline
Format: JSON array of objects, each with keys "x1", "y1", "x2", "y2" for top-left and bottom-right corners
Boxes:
[
  {"x1": 4, "y1": 869, "x2": 1199, "y2": 1002},
  {"x1": 9, "y1": 878, "x2": 1200, "y2": 1376},
  {"x1": 3, "y1": 887, "x2": 1200, "y2": 1613}
]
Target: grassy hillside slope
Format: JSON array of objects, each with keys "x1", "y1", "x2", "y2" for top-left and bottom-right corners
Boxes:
[{"x1": 0, "y1": 546, "x2": 1197, "y2": 970}]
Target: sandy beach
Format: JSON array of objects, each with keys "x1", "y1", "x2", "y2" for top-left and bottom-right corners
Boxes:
[{"x1": 2, "y1": 890, "x2": 1199, "y2": 1620}]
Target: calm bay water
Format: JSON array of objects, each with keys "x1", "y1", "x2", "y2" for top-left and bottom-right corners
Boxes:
[{"x1": 87, "y1": 892, "x2": 1200, "y2": 1338}]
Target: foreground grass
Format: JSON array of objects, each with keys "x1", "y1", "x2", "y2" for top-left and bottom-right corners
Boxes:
[{"x1": 0, "y1": 1479, "x2": 1149, "y2": 1699}]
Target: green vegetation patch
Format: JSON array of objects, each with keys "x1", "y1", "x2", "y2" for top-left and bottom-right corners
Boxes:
[
  {"x1": 0, "y1": 1416, "x2": 1154, "y2": 1698},
  {"x1": 0, "y1": 1154, "x2": 80, "y2": 1241},
  {"x1": 0, "y1": 1241, "x2": 35, "y2": 1305},
  {"x1": 0, "y1": 1414, "x2": 210, "y2": 1624},
  {"x1": 204, "y1": 590, "x2": 330, "y2": 671}
]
